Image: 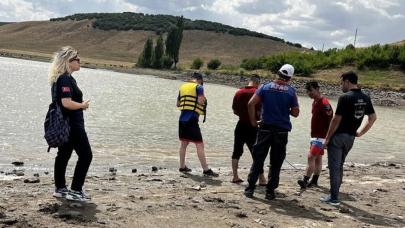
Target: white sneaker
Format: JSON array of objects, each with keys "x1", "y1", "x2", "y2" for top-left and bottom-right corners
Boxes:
[
  {"x1": 320, "y1": 195, "x2": 340, "y2": 206},
  {"x1": 65, "y1": 190, "x2": 91, "y2": 202},
  {"x1": 53, "y1": 187, "x2": 69, "y2": 198}
]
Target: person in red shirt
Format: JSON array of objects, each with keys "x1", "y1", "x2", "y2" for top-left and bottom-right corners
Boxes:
[
  {"x1": 231, "y1": 75, "x2": 266, "y2": 184},
  {"x1": 298, "y1": 81, "x2": 333, "y2": 189}
]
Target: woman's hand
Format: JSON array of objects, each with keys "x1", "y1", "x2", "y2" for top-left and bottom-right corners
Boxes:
[{"x1": 81, "y1": 100, "x2": 90, "y2": 110}]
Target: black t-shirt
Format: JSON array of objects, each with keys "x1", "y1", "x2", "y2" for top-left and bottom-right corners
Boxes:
[
  {"x1": 335, "y1": 89, "x2": 375, "y2": 135},
  {"x1": 55, "y1": 73, "x2": 84, "y2": 129}
]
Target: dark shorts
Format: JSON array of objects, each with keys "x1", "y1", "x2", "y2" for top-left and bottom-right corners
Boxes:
[
  {"x1": 179, "y1": 118, "x2": 203, "y2": 143},
  {"x1": 232, "y1": 121, "x2": 258, "y2": 160}
]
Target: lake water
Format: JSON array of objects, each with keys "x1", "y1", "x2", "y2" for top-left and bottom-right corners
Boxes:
[{"x1": 0, "y1": 57, "x2": 404, "y2": 175}]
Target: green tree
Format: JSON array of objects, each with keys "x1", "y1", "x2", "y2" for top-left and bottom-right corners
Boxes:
[
  {"x1": 166, "y1": 16, "x2": 184, "y2": 68},
  {"x1": 152, "y1": 35, "x2": 164, "y2": 69},
  {"x1": 137, "y1": 37, "x2": 153, "y2": 67}
]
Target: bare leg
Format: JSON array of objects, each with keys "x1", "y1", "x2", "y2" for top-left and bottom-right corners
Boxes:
[
  {"x1": 179, "y1": 141, "x2": 189, "y2": 168},
  {"x1": 305, "y1": 155, "x2": 316, "y2": 177},
  {"x1": 232, "y1": 159, "x2": 242, "y2": 182},
  {"x1": 259, "y1": 173, "x2": 267, "y2": 185},
  {"x1": 314, "y1": 155, "x2": 322, "y2": 175},
  {"x1": 308, "y1": 155, "x2": 323, "y2": 186},
  {"x1": 195, "y1": 143, "x2": 209, "y2": 171}
]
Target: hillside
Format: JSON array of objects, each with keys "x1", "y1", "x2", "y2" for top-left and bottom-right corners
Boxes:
[
  {"x1": 0, "y1": 19, "x2": 302, "y2": 66},
  {"x1": 394, "y1": 40, "x2": 405, "y2": 45},
  {"x1": 0, "y1": 22, "x2": 13, "y2": 26},
  {"x1": 50, "y1": 12, "x2": 302, "y2": 48}
]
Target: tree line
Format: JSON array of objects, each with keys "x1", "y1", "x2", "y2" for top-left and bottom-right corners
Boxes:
[
  {"x1": 240, "y1": 44, "x2": 405, "y2": 76},
  {"x1": 50, "y1": 12, "x2": 302, "y2": 48}
]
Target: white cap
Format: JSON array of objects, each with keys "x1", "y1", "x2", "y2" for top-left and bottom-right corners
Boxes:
[{"x1": 278, "y1": 64, "x2": 294, "y2": 78}]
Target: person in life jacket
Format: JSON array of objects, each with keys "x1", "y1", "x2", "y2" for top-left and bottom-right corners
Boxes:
[{"x1": 176, "y1": 72, "x2": 218, "y2": 177}]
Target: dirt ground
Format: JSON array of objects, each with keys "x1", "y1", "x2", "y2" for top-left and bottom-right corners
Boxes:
[{"x1": 1, "y1": 162, "x2": 404, "y2": 228}]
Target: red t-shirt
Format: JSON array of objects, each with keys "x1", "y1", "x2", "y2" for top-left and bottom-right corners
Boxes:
[
  {"x1": 232, "y1": 86, "x2": 260, "y2": 124},
  {"x1": 311, "y1": 97, "x2": 333, "y2": 138}
]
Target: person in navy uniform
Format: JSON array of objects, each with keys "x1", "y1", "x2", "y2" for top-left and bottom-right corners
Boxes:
[{"x1": 244, "y1": 64, "x2": 300, "y2": 200}]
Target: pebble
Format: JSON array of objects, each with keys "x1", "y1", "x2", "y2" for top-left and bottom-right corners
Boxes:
[
  {"x1": 192, "y1": 186, "x2": 201, "y2": 191},
  {"x1": 132, "y1": 168, "x2": 137, "y2": 173},
  {"x1": 11, "y1": 161, "x2": 24, "y2": 166},
  {"x1": 235, "y1": 212, "x2": 248, "y2": 218},
  {"x1": 0, "y1": 211, "x2": 6, "y2": 219},
  {"x1": 339, "y1": 207, "x2": 352, "y2": 214},
  {"x1": 12, "y1": 170, "x2": 25, "y2": 176},
  {"x1": 109, "y1": 167, "x2": 117, "y2": 173},
  {"x1": 152, "y1": 166, "x2": 158, "y2": 172},
  {"x1": 254, "y1": 218, "x2": 264, "y2": 225},
  {"x1": 24, "y1": 178, "x2": 40, "y2": 183}
]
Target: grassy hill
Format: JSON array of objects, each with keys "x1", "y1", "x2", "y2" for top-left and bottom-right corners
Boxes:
[
  {"x1": 50, "y1": 12, "x2": 302, "y2": 48},
  {"x1": 0, "y1": 14, "x2": 303, "y2": 66}
]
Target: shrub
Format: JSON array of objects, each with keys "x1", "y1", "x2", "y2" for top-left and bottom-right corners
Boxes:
[
  {"x1": 191, "y1": 58, "x2": 204, "y2": 69},
  {"x1": 207, "y1": 59, "x2": 222, "y2": 70},
  {"x1": 240, "y1": 58, "x2": 261, "y2": 70}
]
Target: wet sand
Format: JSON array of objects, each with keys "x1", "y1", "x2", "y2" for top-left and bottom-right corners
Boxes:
[{"x1": 1, "y1": 162, "x2": 404, "y2": 227}]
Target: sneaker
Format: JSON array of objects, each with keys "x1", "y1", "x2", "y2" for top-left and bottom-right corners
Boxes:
[
  {"x1": 53, "y1": 187, "x2": 69, "y2": 198},
  {"x1": 265, "y1": 190, "x2": 276, "y2": 200},
  {"x1": 203, "y1": 169, "x2": 219, "y2": 177},
  {"x1": 297, "y1": 179, "x2": 308, "y2": 189},
  {"x1": 66, "y1": 190, "x2": 91, "y2": 202},
  {"x1": 320, "y1": 195, "x2": 340, "y2": 206},
  {"x1": 244, "y1": 188, "x2": 254, "y2": 198},
  {"x1": 179, "y1": 166, "x2": 192, "y2": 173}
]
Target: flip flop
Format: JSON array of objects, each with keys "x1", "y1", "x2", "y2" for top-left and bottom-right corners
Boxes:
[{"x1": 231, "y1": 179, "x2": 244, "y2": 183}]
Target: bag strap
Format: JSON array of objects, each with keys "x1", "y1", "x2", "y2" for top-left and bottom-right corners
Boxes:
[{"x1": 51, "y1": 82, "x2": 57, "y2": 104}]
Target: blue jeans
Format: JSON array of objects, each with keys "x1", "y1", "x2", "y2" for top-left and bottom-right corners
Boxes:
[{"x1": 327, "y1": 133, "x2": 355, "y2": 200}]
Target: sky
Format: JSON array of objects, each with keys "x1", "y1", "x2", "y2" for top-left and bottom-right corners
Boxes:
[{"x1": 0, "y1": 0, "x2": 404, "y2": 49}]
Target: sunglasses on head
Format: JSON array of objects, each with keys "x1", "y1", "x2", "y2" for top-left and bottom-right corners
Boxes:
[{"x1": 69, "y1": 56, "x2": 80, "y2": 63}]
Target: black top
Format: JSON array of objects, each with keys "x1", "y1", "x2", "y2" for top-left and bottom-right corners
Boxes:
[
  {"x1": 335, "y1": 89, "x2": 375, "y2": 136},
  {"x1": 55, "y1": 72, "x2": 85, "y2": 129}
]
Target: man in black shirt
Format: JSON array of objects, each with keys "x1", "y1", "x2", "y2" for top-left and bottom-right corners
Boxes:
[{"x1": 322, "y1": 71, "x2": 377, "y2": 206}]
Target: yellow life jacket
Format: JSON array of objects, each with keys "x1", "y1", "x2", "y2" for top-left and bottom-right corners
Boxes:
[{"x1": 178, "y1": 82, "x2": 206, "y2": 116}]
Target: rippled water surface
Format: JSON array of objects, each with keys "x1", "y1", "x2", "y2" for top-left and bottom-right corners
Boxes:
[{"x1": 1, "y1": 57, "x2": 404, "y2": 174}]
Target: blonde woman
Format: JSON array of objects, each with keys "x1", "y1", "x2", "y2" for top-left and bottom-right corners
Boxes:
[{"x1": 48, "y1": 46, "x2": 92, "y2": 202}]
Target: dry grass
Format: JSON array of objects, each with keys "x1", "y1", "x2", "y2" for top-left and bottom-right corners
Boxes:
[{"x1": 0, "y1": 20, "x2": 301, "y2": 66}]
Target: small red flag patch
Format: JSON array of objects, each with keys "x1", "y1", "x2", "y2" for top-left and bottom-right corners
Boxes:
[{"x1": 62, "y1": 87, "x2": 71, "y2": 92}]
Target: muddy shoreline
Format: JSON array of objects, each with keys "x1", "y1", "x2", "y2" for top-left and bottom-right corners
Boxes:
[{"x1": 1, "y1": 162, "x2": 404, "y2": 227}]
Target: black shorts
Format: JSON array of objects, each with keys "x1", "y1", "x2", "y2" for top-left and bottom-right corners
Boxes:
[
  {"x1": 232, "y1": 121, "x2": 258, "y2": 160},
  {"x1": 179, "y1": 118, "x2": 203, "y2": 143}
]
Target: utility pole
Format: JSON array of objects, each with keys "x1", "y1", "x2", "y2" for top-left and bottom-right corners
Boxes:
[
  {"x1": 321, "y1": 43, "x2": 325, "y2": 52},
  {"x1": 353, "y1": 27, "x2": 358, "y2": 47}
]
